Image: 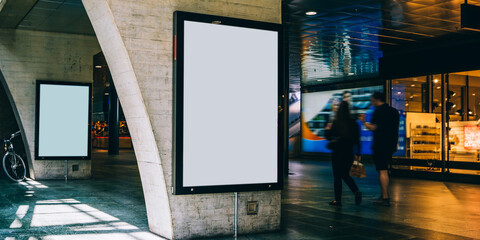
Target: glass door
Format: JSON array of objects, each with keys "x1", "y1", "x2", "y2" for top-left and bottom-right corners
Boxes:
[{"x1": 445, "y1": 71, "x2": 480, "y2": 176}]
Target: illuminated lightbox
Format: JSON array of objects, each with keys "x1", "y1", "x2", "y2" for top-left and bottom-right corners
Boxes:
[
  {"x1": 35, "y1": 81, "x2": 92, "y2": 160},
  {"x1": 173, "y1": 11, "x2": 285, "y2": 194},
  {"x1": 464, "y1": 125, "x2": 480, "y2": 150}
]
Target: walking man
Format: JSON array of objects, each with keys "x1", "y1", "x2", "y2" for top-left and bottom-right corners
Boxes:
[{"x1": 360, "y1": 92, "x2": 399, "y2": 206}]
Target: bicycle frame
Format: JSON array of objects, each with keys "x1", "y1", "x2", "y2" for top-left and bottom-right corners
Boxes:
[{"x1": 4, "y1": 131, "x2": 21, "y2": 167}]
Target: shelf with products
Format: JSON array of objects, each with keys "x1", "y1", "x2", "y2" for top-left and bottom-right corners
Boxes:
[{"x1": 410, "y1": 127, "x2": 440, "y2": 160}]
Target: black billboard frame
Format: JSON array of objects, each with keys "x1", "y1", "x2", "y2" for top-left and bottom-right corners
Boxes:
[
  {"x1": 172, "y1": 11, "x2": 285, "y2": 195},
  {"x1": 35, "y1": 80, "x2": 92, "y2": 160}
]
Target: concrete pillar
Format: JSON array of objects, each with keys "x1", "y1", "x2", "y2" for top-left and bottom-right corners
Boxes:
[
  {"x1": 82, "y1": 0, "x2": 281, "y2": 239},
  {"x1": 107, "y1": 74, "x2": 120, "y2": 155}
]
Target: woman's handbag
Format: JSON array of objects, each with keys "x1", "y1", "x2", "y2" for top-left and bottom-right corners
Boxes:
[{"x1": 350, "y1": 161, "x2": 366, "y2": 178}]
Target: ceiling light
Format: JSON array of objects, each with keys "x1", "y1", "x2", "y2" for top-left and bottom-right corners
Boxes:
[
  {"x1": 397, "y1": 92, "x2": 401, "y2": 95},
  {"x1": 317, "y1": 80, "x2": 323, "y2": 82},
  {"x1": 95, "y1": 65, "x2": 102, "y2": 69},
  {"x1": 410, "y1": 84, "x2": 415, "y2": 87},
  {"x1": 348, "y1": 73, "x2": 355, "y2": 75},
  {"x1": 469, "y1": 111, "x2": 473, "y2": 115},
  {"x1": 436, "y1": 86, "x2": 441, "y2": 89},
  {"x1": 306, "y1": 11, "x2": 317, "y2": 16},
  {"x1": 433, "y1": 79, "x2": 439, "y2": 83},
  {"x1": 473, "y1": 93, "x2": 476, "y2": 96}
]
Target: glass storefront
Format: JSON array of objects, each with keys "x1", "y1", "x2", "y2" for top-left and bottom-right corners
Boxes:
[{"x1": 390, "y1": 71, "x2": 480, "y2": 177}]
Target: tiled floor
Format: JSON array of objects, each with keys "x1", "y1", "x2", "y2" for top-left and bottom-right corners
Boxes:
[{"x1": 1, "y1": 151, "x2": 479, "y2": 239}]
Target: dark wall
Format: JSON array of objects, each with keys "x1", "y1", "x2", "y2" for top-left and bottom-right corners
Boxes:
[
  {"x1": 380, "y1": 31, "x2": 480, "y2": 79},
  {"x1": 0, "y1": 74, "x2": 28, "y2": 177}
]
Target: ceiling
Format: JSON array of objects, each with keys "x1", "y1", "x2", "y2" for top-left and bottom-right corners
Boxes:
[
  {"x1": 452, "y1": 70, "x2": 480, "y2": 77},
  {"x1": 2, "y1": 0, "x2": 480, "y2": 91},
  {"x1": 0, "y1": 0, "x2": 94, "y2": 35},
  {"x1": 284, "y1": 0, "x2": 480, "y2": 91}
]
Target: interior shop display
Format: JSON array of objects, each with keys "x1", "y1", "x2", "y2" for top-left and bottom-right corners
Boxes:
[
  {"x1": 390, "y1": 73, "x2": 480, "y2": 178},
  {"x1": 449, "y1": 121, "x2": 480, "y2": 162},
  {"x1": 92, "y1": 121, "x2": 132, "y2": 149}
]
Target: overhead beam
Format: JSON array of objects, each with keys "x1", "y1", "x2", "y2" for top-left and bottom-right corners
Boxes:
[
  {"x1": 0, "y1": 0, "x2": 7, "y2": 13},
  {"x1": 0, "y1": 0, "x2": 37, "y2": 28}
]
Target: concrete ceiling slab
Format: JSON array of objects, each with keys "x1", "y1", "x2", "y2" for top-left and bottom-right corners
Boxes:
[
  {"x1": 0, "y1": 0, "x2": 38, "y2": 28},
  {"x1": 16, "y1": 0, "x2": 95, "y2": 35}
]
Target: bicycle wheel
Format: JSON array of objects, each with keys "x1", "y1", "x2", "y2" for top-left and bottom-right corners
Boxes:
[{"x1": 2, "y1": 153, "x2": 26, "y2": 182}]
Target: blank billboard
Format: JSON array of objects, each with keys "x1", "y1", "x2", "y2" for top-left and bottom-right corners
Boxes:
[
  {"x1": 35, "y1": 81, "x2": 91, "y2": 160},
  {"x1": 173, "y1": 12, "x2": 284, "y2": 194}
]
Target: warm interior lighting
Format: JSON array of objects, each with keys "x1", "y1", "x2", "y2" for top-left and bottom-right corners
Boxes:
[
  {"x1": 436, "y1": 86, "x2": 441, "y2": 89},
  {"x1": 433, "y1": 79, "x2": 439, "y2": 83},
  {"x1": 306, "y1": 11, "x2": 317, "y2": 16},
  {"x1": 473, "y1": 93, "x2": 476, "y2": 96},
  {"x1": 410, "y1": 84, "x2": 415, "y2": 87}
]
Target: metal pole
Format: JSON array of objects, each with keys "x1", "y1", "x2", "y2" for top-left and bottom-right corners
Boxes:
[
  {"x1": 446, "y1": 74, "x2": 450, "y2": 174},
  {"x1": 234, "y1": 192, "x2": 238, "y2": 238},
  {"x1": 441, "y1": 74, "x2": 446, "y2": 178},
  {"x1": 65, "y1": 160, "x2": 68, "y2": 183}
]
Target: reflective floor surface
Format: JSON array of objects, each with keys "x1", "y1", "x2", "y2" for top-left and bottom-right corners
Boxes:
[{"x1": 0, "y1": 151, "x2": 479, "y2": 239}]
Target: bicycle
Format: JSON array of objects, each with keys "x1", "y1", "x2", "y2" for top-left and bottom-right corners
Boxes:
[{"x1": 3, "y1": 130, "x2": 26, "y2": 181}]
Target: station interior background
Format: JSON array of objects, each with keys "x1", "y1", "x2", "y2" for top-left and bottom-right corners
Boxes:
[{"x1": 0, "y1": 0, "x2": 480, "y2": 239}]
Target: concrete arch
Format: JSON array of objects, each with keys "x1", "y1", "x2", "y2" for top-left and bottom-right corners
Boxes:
[
  {"x1": 82, "y1": 0, "x2": 174, "y2": 238},
  {"x1": 0, "y1": 68, "x2": 34, "y2": 178}
]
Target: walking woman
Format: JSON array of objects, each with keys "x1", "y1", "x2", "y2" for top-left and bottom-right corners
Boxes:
[{"x1": 325, "y1": 101, "x2": 362, "y2": 206}]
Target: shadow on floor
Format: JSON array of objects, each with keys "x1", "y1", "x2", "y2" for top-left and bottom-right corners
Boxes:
[{"x1": 1, "y1": 155, "x2": 479, "y2": 239}]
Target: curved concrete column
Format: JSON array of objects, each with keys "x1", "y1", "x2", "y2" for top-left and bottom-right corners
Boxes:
[
  {"x1": 81, "y1": 0, "x2": 174, "y2": 238},
  {"x1": 83, "y1": 0, "x2": 281, "y2": 239},
  {"x1": 0, "y1": 68, "x2": 34, "y2": 178}
]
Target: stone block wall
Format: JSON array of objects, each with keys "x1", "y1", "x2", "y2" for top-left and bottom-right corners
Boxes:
[{"x1": 0, "y1": 29, "x2": 100, "y2": 179}]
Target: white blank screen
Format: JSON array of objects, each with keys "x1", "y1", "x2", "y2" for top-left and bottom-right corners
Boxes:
[
  {"x1": 182, "y1": 21, "x2": 278, "y2": 187},
  {"x1": 38, "y1": 84, "x2": 90, "y2": 157}
]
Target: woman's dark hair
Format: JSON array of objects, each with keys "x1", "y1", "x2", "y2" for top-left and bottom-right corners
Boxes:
[
  {"x1": 335, "y1": 101, "x2": 351, "y2": 121},
  {"x1": 334, "y1": 101, "x2": 352, "y2": 138},
  {"x1": 372, "y1": 92, "x2": 386, "y2": 102}
]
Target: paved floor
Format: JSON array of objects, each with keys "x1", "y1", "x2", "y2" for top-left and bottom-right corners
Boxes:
[{"x1": 1, "y1": 151, "x2": 479, "y2": 239}]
